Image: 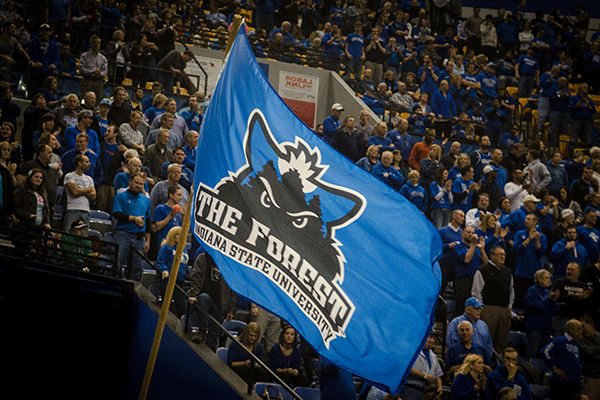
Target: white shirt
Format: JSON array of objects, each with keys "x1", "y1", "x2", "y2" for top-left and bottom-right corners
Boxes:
[{"x1": 64, "y1": 171, "x2": 94, "y2": 211}]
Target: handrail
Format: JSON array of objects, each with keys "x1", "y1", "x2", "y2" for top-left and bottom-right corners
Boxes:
[
  {"x1": 129, "y1": 246, "x2": 304, "y2": 400},
  {"x1": 0, "y1": 219, "x2": 119, "y2": 276},
  {"x1": 176, "y1": 36, "x2": 209, "y2": 96}
]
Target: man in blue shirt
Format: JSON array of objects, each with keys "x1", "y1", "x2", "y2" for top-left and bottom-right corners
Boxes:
[
  {"x1": 322, "y1": 103, "x2": 343, "y2": 144},
  {"x1": 372, "y1": 150, "x2": 404, "y2": 191},
  {"x1": 548, "y1": 76, "x2": 570, "y2": 149},
  {"x1": 439, "y1": 209, "x2": 464, "y2": 292},
  {"x1": 485, "y1": 348, "x2": 533, "y2": 400},
  {"x1": 570, "y1": 83, "x2": 596, "y2": 156},
  {"x1": 112, "y1": 173, "x2": 152, "y2": 280},
  {"x1": 343, "y1": 22, "x2": 365, "y2": 84},
  {"x1": 477, "y1": 63, "x2": 499, "y2": 108},
  {"x1": 515, "y1": 47, "x2": 539, "y2": 100},
  {"x1": 542, "y1": 319, "x2": 583, "y2": 400},
  {"x1": 453, "y1": 227, "x2": 489, "y2": 316}
]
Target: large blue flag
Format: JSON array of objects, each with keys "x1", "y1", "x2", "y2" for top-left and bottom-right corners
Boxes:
[{"x1": 192, "y1": 25, "x2": 442, "y2": 394}]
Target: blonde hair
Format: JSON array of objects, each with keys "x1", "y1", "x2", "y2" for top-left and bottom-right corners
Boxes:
[
  {"x1": 457, "y1": 354, "x2": 483, "y2": 375},
  {"x1": 239, "y1": 321, "x2": 262, "y2": 349},
  {"x1": 161, "y1": 226, "x2": 182, "y2": 247},
  {"x1": 429, "y1": 144, "x2": 441, "y2": 161}
]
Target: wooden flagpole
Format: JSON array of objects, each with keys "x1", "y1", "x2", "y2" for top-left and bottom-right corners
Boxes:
[{"x1": 137, "y1": 15, "x2": 244, "y2": 400}]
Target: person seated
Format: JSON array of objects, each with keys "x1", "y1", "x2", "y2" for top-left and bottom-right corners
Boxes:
[
  {"x1": 447, "y1": 298, "x2": 494, "y2": 365},
  {"x1": 446, "y1": 321, "x2": 492, "y2": 379},
  {"x1": 451, "y1": 354, "x2": 488, "y2": 400},
  {"x1": 161, "y1": 146, "x2": 194, "y2": 191},
  {"x1": 269, "y1": 324, "x2": 307, "y2": 388},
  {"x1": 59, "y1": 219, "x2": 101, "y2": 272},
  {"x1": 485, "y1": 347, "x2": 533, "y2": 400},
  {"x1": 372, "y1": 150, "x2": 404, "y2": 191},
  {"x1": 403, "y1": 329, "x2": 444, "y2": 399},
  {"x1": 227, "y1": 322, "x2": 270, "y2": 384}
]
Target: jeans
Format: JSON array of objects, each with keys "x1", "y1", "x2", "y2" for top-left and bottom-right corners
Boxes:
[
  {"x1": 430, "y1": 207, "x2": 451, "y2": 229},
  {"x1": 197, "y1": 293, "x2": 223, "y2": 352},
  {"x1": 537, "y1": 96, "x2": 549, "y2": 132},
  {"x1": 516, "y1": 75, "x2": 535, "y2": 99},
  {"x1": 115, "y1": 230, "x2": 145, "y2": 280},
  {"x1": 548, "y1": 111, "x2": 570, "y2": 147},
  {"x1": 525, "y1": 330, "x2": 551, "y2": 359}
]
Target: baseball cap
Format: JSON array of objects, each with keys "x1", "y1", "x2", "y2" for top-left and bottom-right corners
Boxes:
[
  {"x1": 71, "y1": 219, "x2": 88, "y2": 230},
  {"x1": 523, "y1": 194, "x2": 541, "y2": 203},
  {"x1": 483, "y1": 165, "x2": 495, "y2": 175},
  {"x1": 332, "y1": 103, "x2": 344, "y2": 111},
  {"x1": 78, "y1": 109, "x2": 93, "y2": 119},
  {"x1": 465, "y1": 297, "x2": 484, "y2": 309},
  {"x1": 486, "y1": 62, "x2": 496, "y2": 68},
  {"x1": 40, "y1": 23, "x2": 51, "y2": 31},
  {"x1": 100, "y1": 98, "x2": 112, "y2": 107}
]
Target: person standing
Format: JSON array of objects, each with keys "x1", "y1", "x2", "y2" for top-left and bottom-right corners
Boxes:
[
  {"x1": 542, "y1": 319, "x2": 584, "y2": 400},
  {"x1": 112, "y1": 173, "x2": 152, "y2": 280},
  {"x1": 471, "y1": 245, "x2": 514, "y2": 354},
  {"x1": 78, "y1": 33, "x2": 108, "y2": 101},
  {"x1": 63, "y1": 154, "x2": 96, "y2": 234},
  {"x1": 322, "y1": 103, "x2": 344, "y2": 144}
]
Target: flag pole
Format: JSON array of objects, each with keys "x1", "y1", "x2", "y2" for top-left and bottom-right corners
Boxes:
[
  {"x1": 138, "y1": 191, "x2": 193, "y2": 400},
  {"x1": 137, "y1": 17, "x2": 244, "y2": 400}
]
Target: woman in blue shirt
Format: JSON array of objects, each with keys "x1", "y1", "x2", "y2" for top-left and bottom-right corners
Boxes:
[
  {"x1": 430, "y1": 167, "x2": 453, "y2": 229},
  {"x1": 476, "y1": 213, "x2": 508, "y2": 255},
  {"x1": 227, "y1": 322, "x2": 270, "y2": 384},
  {"x1": 270, "y1": 324, "x2": 307, "y2": 387},
  {"x1": 452, "y1": 354, "x2": 488, "y2": 400}
]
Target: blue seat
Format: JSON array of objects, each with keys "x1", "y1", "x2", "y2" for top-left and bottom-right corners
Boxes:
[
  {"x1": 254, "y1": 383, "x2": 293, "y2": 400},
  {"x1": 90, "y1": 210, "x2": 111, "y2": 220},
  {"x1": 509, "y1": 331, "x2": 527, "y2": 346},
  {"x1": 217, "y1": 347, "x2": 228, "y2": 363},
  {"x1": 88, "y1": 229, "x2": 102, "y2": 240},
  {"x1": 294, "y1": 387, "x2": 320, "y2": 400},
  {"x1": 529, "y1": 357, "x2": 552, "y2": 386},
  {"x1": 222, "y1": 319, "x2": 247, "y2": 333},
  {"x1": 530, "y1": 384, "x2": 551, "y2": 400}
]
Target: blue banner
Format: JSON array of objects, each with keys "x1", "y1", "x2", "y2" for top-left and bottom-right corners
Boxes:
[{"x1": 192, "y1": 25, "x2": 442, "y2": 394}]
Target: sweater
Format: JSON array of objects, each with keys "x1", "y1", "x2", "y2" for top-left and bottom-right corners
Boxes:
[{"x1": 542, "y1": 334, "x2": 582, "y2": 383}]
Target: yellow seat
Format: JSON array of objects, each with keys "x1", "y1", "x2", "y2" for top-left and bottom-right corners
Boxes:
[
  {"x1": 121, "y1": 78, "x2": 133, "y2": 87},
  {"x1": 559, "y1": 134, "x2": 570, "y2": 155},
  {"x1": 400, "y1": 112, "x2": 410, "y2": 119},
  {"x1": 506, "y1": 86, "x2": 518, "y2": 97},
  {"x1": 145, "y1": 82, "x2": 153, "y2": 90}
]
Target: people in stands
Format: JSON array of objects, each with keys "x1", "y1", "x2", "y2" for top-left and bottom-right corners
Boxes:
[
  {"x1": 63, "y1": 154, "x2": 96, "y2": 234},
  {"x1": 156, "y1": 226, "x2": 189, "y2": 318},
  {"x1": 451, "y1": 354, "x2": 488, "y2": 400},
  {"x1": 485, "y1": 347, "x2": 532, "y2": 400},
  {"x1": 403, "y1": 329, "x2": 443, "y2": 399},
  {"x1": 12, "y1": 168, "x2": 51, "y2": 256},
  {"x1": 270, "y1": 324, "x2": 307, "y2": 388},
  {"x1": 61, "y1": 132, "x2": 103, "y2": 187},
  {"x1": 143, "y1": 128, "x2": 172, "y2": 179},
  {"x1": 112, "y1": 172, "x2": 152, "y2": 280},
  {"x1": 227, "y1": 321, "x2": 270, "y2": 384},
  {"x1": 119, "y1": 110, "x2": 145, "y2": 155},
  {"x1": 552, "y1": 262, "x2": 593, "y2": 337},
  {"x1": 150, "y1": 163, "x2": 189, "y2": 213},
  {"x1": 446, "y1": 320, "x2": 492, "y2": 379},
  {"x1": 448, "y1": 297, "x2": 494, "y2": 365},
  {"x1": 372, "y1": 150, "x2": 404, "y2": 191},
  {"x1": 542, "y1": 319, "x2": 584, "y2": 400},
  {"x1": 161, "y1": 146, "x2": 193, "y2": 191}
]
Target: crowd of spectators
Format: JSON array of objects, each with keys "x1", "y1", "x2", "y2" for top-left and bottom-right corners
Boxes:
[{"x1": 1, "y1": 0, "x2": 600, "y2": 399}]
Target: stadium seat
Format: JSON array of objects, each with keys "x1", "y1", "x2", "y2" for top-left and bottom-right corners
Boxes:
[
  {"x1": 254, "y1": 383, "x2": 293, "y2": 400},
  {"x1": 508, "y1": 331, "x2": 526, "y2": 346},
  {"x1": 294, "y1": 387, "x2": 320, "y2": 400},
  {"x1": 88, "y1": 229, "x2": 102, "y2": 240},
  {"x1": 89, "y1": 220, "x2": 112, "y2": 237},
  {"x1": 90, "y1": 210, "x2": 111, "y2": 220},
  {"x1": 506, "y1": 86, "x2": 518, "y2": 97},
  {"x1": 529, "y1": 357, "x2": 552, "y2": 386},
  {"x1": 222, "y1": 319, "x2": 247, "y2": 333},
  {"x1": 530, "y1": 384, "x2": 551, "y2": 400},
  {"x1": 217, "y1": 347, "x2": 228, "y2": 363}
]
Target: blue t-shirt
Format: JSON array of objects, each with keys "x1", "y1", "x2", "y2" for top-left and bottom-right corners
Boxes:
[{"x1": 152, "y1": 203, "x2": 183, "y2": 246}]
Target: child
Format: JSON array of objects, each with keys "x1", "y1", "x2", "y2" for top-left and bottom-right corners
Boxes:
[{"x1": 400, "y1": 170, "x2": 429, "y2": 213}]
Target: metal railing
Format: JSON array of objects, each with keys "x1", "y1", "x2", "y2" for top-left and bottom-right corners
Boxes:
[
  {"x1": 0, "y1": 219, "x2": 119, "y2": 277},
  {"x1": 129, "y1": 246, "x2": 304, "y2": 400}
]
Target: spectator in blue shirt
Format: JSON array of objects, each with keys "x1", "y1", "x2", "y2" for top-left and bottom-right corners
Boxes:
[
  {"x1": 496, "y1": 14, "x2": 519, "y2": 50},
  {"x1": 322, "y1": 103, "x2": 343, "y2": 144},
  {"x1": 372, "y1": 150, "x2": 404, "y2": 191},
  {"x1": 418, "y1": 53, "x2": 440, "y2": 95},
  {"x1": 343, "y1": 22, "x2": 365, "y2": 83},
  {"x1": 400, "y1": 169, "x2": 428, "y2": 212},
  {"x1": 570, "y1": 83, "x2": 596, "y2": 155},
  {"x1": 477, "y1": 63, "x2": 499, "y2": 108},
  {"x1": 542, "y1": 319, "x2": 583, "y2": 400},
  {"x1": 515, "y1": 47, "x2": 540, "y2": 100},
  {"x1": 548, "y1": 76, "x2": 570, "y2": 149}
]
